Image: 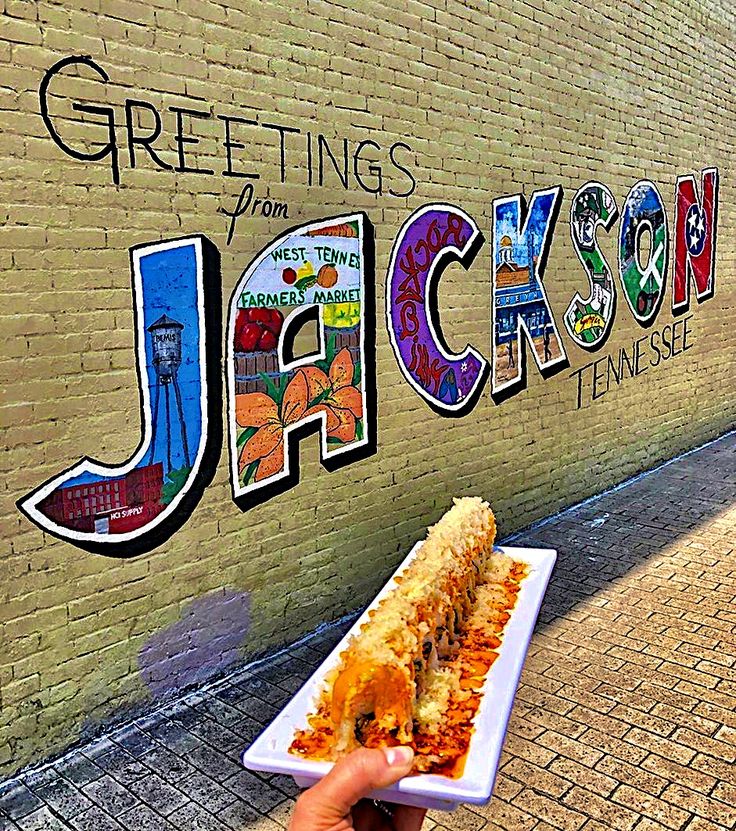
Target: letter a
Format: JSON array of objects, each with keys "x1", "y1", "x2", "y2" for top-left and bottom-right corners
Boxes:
[{"x1": 228, "y1": 214, "x2": 376, "y2": 508}]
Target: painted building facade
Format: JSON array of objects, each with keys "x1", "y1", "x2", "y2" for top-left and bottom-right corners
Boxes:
[{"x1": 0, "y1": 0, "x2": 735, "y2": 777}]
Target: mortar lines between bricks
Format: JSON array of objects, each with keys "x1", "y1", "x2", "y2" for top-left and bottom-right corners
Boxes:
[{"x1": 1, "y1": 431, "x2": 735, "y2": 831}]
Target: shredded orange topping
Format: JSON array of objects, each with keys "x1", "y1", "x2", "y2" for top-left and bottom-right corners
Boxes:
[{"x1": 290, "y1": 560, "x2": 527, "y2": 777}]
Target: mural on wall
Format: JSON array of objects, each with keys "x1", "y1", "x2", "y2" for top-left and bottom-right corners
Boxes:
[
  {"x1": 17, "y1": 236, "x2": 222, "y2": 557},
  {"x1": 618, "y1": 180, "x2": 669, "y2": 325},
  {"x1": 673, "y1": 168, "x2": 719, "y2": 312},
  {"x1": 492, "y1": 187, "x2": 568, "y2": 400},
  {"x1": 20, "y1": 86, "x2": 725, "y2": 557},
  {"x1": 227, "y1": 214, "x2": 376, "y2": 507},
  {"x1": 564, "y1": 183, "x2": 619, "y2": 350},
  {"x1": 386, "y1": 204, "x2": 488, "y2": 415}
]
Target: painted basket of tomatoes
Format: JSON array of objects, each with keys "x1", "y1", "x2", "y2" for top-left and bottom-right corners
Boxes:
[{"x1": 234, "y1": 307, "x2": 285, "y2": 394}]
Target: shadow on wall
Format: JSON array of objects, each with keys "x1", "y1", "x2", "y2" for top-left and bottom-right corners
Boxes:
[
  {"x1": 137, "y1": 589, "x2": 251, "y2": 698},
  {"x1": 135, "y1": 434, "x2": 735, "y2": 706}
]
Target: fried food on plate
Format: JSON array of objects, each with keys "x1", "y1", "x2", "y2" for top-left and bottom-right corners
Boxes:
[{"x1": 290, "y1": 498, "x2": 527, "y2": 775}]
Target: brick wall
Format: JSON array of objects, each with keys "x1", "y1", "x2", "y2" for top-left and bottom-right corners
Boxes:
[{"x1": 1, "y1": 0, "x2": 734, "y2": 776}]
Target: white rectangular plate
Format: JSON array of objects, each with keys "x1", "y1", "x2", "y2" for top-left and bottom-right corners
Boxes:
[{"x1": 242, "y1": 544, "x2": 557, "y2": 812}]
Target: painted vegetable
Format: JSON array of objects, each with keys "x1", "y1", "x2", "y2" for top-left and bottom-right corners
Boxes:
[
  {"x1": 235, "y1": 307, "x2": 284, "y2": 353},
  {"x1": 317, "y1": 264, "x2": 338, "y2": 288}
]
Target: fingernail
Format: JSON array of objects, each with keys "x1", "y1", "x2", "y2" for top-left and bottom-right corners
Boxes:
[{"x1": 383, "y1": 746, "x2": 414, "y2": 768}]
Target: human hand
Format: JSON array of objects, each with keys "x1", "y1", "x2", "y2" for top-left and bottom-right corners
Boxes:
[{"x1": 289, "y1": 746, "x2": 426, "y2": 830}]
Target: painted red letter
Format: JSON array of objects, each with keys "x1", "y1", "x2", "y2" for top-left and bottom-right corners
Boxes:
[{"x1": 673, "y1": 168, "x2": 718, "y2": 312}]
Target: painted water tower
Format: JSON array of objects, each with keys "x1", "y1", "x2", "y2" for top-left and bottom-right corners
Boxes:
[{"x1": 147, "y1": 314, "x2": 191, "y2": 471}]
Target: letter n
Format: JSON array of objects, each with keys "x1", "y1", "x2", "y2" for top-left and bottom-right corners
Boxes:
[
  {"x1": 228, "y1": 214, "x2": 376, "y2": 509},
  {"x1": 673, "y1": 168, "x2": 719, "y2": 313}
]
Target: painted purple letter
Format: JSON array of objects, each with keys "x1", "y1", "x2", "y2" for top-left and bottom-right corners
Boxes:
[{"x1": 386, "y1": 204, "x2": 487, "y2": 414}]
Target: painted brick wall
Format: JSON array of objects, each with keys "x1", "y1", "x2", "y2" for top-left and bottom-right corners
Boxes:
[{"x1": 1, "y1": 0, "x2": 734, "y2": 776}]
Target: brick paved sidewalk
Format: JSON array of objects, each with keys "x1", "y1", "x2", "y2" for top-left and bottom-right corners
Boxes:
[{"x1": 1, "y1": 433, "x2": 735, "y2": 831}]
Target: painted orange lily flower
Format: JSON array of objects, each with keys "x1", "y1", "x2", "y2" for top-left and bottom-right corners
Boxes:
[
  {"x1": 301, "y1": 347, "x2": 363, "y2": 443},
  {"x1": 235, "y1": 347, "x2": 362, "y2": 483}
]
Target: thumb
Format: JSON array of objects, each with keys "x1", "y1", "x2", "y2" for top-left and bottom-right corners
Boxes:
[{"x1": 291, "y1": 746, "x2": 414, "y2": 827}]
